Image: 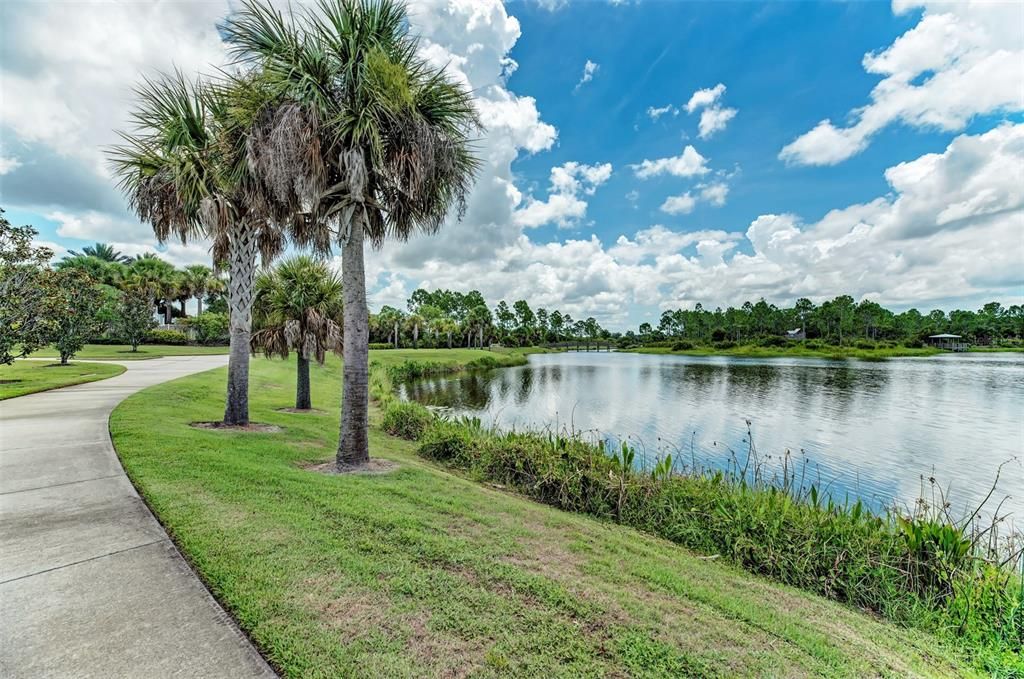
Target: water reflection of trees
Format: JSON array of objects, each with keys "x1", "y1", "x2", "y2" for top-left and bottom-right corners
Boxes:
[
  {"x1": 403, "y1": 371, "x2": 503, "y2": 408},
  {"x1": 401, "y1": 354, "x2": 1021, "y2": 521}
]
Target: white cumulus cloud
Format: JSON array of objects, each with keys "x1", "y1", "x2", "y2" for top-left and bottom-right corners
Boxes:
[
  {"x1": 780, "y1": 1, "x2": 1024, "y2": 166},
  {"x1": 660, "y1": 193, "x2": 697, "y2": 215},
  {"x1": 684, "y1": 83, "x2": 736, "y2": 138},
  {"x1": 514, "y1": 161, "x2": 613, "y2": 228},
  {"x1": 685, "y1": 84, "x2": 726, "y2": 113},
  {"x1": 632, "y1": 145, "x2": 709, "y2": 179}
]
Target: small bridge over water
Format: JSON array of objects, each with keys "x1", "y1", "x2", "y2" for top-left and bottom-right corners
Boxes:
[{"x1": 542, "y1": 340, "x2": 616, "y2": 352}]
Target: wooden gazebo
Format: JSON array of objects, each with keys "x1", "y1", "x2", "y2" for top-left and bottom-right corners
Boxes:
[{"x1": 927, "y1": 334, "x2": 968, "y2": 351}]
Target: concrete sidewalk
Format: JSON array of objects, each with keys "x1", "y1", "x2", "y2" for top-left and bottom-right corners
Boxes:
[{"x1": 0, "y1": 356, "x2": 276, "y2": 678}]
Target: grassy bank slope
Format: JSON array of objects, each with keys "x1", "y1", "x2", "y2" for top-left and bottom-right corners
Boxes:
[
  {"x1": 0, "y1": 360, "x2": 125, "y2": 399},
  {"x1": 28, "y1": 343, "x2": 231, "y2": 360},
  {"x1": 110, "y1": 350, "x2": 974, "y2": 678}
]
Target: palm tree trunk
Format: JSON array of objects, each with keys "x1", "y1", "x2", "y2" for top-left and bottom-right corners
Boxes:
[
  {"x1": 179, "y1": 299, "x2": 186, "y2": 316},
  {"x1": 224, "y1": 228, "x2": 257, "y2": 426},
  {"x1": 164, "y1": 302, "x2": 172, "y2": 325},
  {"x1": 296, "y1": 354, "x2": 311, "y2": 410},
  {"x1": 338, "y1": 213, "x2": 370, "y2": 467},
  {"x1": 196, "y1": 295, "x2": 203, "y2": 317}
]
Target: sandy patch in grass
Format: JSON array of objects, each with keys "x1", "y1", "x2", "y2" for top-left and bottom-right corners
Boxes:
[
  {"x1": 190, "y1": 421, "x2": 283, "y2": 433},
  {"x1": 302, "y1": 459, "x2": 400, "y2": 475}
]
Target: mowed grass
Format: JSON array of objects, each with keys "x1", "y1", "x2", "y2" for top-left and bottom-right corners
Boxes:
[
  {"x1": 110, "y1": 350, "x2": 976, "y2": 678},
  {"x1": 29, "y1": 343, "x2": 230, "y2": 360},
  {"x1": 0, "y1": 360, "x2": 125, "y2": 399}
]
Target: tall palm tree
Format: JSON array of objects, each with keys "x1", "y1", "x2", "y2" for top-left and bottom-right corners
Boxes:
[
  {"x1": 433, "y1": 316, "x2": 457, "y2": 349},
  {"x1": 109, "y1": 71, "x2": 282, "y2": 425},
  {"x1": 252, "y1": 256, "x2": 343, "y2": 410},
  {"x1": 222, "y1": 0, "x2": 481, "y2": 465},
  {"x1": 404, "y1": 312, "x2": 424, "y2": 348},
  {"x1": 68, "y1": 242, "x2": 132, "y2": 264}
]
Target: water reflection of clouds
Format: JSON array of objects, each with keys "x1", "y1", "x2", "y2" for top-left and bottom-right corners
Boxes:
[{"x1": 404, "y1": 352, "x2": 1024, "y2": 520}]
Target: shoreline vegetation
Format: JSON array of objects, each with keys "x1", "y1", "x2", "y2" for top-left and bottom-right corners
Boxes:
[
  {"x1": 621, "y1": 341, "x2": 1024, "y2": 360},
  {"x1": 110, "y1": 348, "x2": 994, "y2": 677},
  {"x1": 376, "y1": 353, "x2": 1023, "y2": 674}
]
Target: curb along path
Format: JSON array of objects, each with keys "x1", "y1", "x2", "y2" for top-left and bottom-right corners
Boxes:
[{"x1": 0, "y1": 356, "x2": 276, "y2": 678}]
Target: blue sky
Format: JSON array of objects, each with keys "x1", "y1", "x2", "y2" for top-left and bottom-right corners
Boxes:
[{"x1": 1, "y1": 0, "x2": 1022, "y2": 329}]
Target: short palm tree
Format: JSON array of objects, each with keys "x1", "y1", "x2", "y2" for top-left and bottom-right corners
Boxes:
[
  {"x1": 68, "y1": 242, "x2": 132, "y2": 264},
  {"x1": 56, "y1": 254, "x2": 127, "y2": 288},
  {"x1": 126, "y1": 254, "x2": 177, "y2": 323},
  {"x1": 251, "y1": 256, "x2": 343, "y2": 410},
  {"x1": 109, "y1": 71, "x2": 282, "y2": 425},
  {"x1": 181, "y1": 264, "x2": 216, "y2": 316},
  {"x1": 223, "y1": 0, "x2": 480, "y2": 466}
]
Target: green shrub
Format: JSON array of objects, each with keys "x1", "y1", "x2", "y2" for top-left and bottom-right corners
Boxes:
[
  {"x1": 186, "y1": 312, "x2": 228, "y2": 344},
  {"x1": 146, "y1": 329, "x2": 189, "y2": 345},
  {"x1": 369, "y1": 342, "x2": 393, "y2": 350},
  {"x1": 757, "y1": 335, "x2": 789, "y2": 348},
  {"x1": 381, "y1": 401, "x2": 434, "y2": 440},
  {"x1": 712, "y1": 340, "x2": 736, "y2": 350},
  {"x1": 855, "y1": 339, "x2": 877, "y2": 350},
  {"x1": 671, "y1": 340, "x2": 694, "y2": 351},
  {"x1": 465, "y1": 355, "x2": 501, "y2": 370},
  {"x1": 904, "y1": 338, "x2": 925, "y2": 349}
]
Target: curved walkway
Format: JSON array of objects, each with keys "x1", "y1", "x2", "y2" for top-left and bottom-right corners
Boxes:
[{"x1": 0, "y1": 356, "x2": 275, "y2": 678}]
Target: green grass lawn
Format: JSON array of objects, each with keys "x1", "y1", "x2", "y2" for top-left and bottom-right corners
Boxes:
[
  {"x1": 0, "y1": 360, "x2": 126, "y2": 400},
  {"x1": 28, "y1": 343, "x2": 230, "y2": 360},
  {"x1": 110, "y1": 350, "x2": 976, "y2": 678}
]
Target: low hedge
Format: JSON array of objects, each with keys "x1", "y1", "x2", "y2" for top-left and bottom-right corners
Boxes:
[{"x1": 146, "y1": 329, "x2": 189, "y2": 345}]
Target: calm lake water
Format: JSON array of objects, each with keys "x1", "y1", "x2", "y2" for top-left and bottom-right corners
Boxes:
[{"x1": 402, "y1": 351, "x2": 1024, "y2": 520}]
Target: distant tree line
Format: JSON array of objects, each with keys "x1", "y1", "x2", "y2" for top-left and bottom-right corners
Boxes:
[
  {"x1": 635, "y1": 296, "x2": 1023, "y2": 347},
  {"x1": 371, "y1": 288, "x2": 1022, "y2": 350},
  {"x1": 371, "y1": 288, "x2": 610, "y2": 349}
]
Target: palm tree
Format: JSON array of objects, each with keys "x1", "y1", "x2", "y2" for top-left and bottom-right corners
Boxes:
[
  {"x1": 222, "y1": 0, "x2": 480, "y2": 465},
  {"x1": 109, "y1": 71, "x2": 282, "y2": 425},
  {"x1": 404, "y1": 312, "x2": 424, "y2": 348},
  {"x1": 68, "y1": 242, "x2": 132, "y2": 263},
  {"x1": 377, "y1": 306, "x2": 404, "y2": 348},
  {"x1": 126, "y1": 254, "x2": 177, "y2": 323},
  {"x1": 433, "y1": 316, "x2": 457, "y2": 349},
  {"x1": 181, "y1": 264, "x2": 216, "y2": 316},
  {"x1": 466, "y1": 304, "x2": 491, "y2": 349},
  {"x1": 56, "y1": 254, "x2": 127, "y2": 288},
  {"x1": 251, "y1": 256, "x2": 343, "y2": 410}
]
